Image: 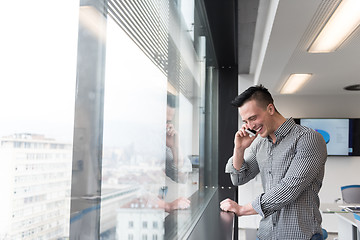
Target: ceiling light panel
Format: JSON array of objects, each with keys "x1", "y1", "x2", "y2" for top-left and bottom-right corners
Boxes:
[
  {"x1": 308, "y1": 0, "x2": 360, "y2": 53},
  {"x1": 280, "y1": 74, "x2": 312, "y2": 94}
]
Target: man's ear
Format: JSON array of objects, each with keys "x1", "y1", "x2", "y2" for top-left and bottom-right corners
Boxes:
[{"x1": 267, "y1": 103, "x2": 275, "y2": 115}]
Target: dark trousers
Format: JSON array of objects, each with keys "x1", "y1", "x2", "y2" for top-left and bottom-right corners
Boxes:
[{"x1": 310, "y1": 233, "x2": 323, "y2": 240}]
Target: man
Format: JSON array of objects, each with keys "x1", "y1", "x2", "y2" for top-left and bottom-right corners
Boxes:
[
  {"x1": 122, "y1": 93, "x2": 191, "y2": 212},
  {"x1": 220, "y1": 85, "x2": 327, "y2": 240},
  {"x1": 161, "y1": 92, "x2": 192, "y2": 210},
  {"x1": 165, "y1": 93, "x2": 192, "y2": 184}
]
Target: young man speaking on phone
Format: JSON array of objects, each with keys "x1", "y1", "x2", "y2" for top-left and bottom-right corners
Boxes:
[{"x1": 220, "y1": 85, "x2": 327, "y2": 240}]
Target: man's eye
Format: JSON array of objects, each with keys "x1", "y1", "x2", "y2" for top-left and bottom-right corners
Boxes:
[{"x1": 249, "y1": 117, "x2": 256, "y2": 122}]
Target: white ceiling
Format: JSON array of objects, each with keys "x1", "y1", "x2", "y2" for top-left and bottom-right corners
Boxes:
[{"x1": 250, "y1": 0, "x2": 360, "y2": 96}]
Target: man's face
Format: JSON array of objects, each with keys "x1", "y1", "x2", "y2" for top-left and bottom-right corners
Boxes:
[
  {"x1": 239, "y1": 99, "x2": 274, "y2": 138},
  {"x1": 166, "y1": 106, "x2": 175, "y2": 125}
]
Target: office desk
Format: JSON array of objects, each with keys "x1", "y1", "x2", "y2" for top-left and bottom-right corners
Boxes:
[
  {"x1": 336, "y1": 212, "x2": 360, "y2": 240},
  {"x1": 320, "y1": 203, "x2": 344, "y2": 233}
]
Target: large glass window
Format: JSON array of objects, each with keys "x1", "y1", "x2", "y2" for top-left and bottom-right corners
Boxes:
[
  {"x1": 97, "y1": 0, "x2": 218, "y2": 239},
  {"x1": 99, "y1": 1, "x2": 206, "y2": 238},
  {"x1": 0, "y1": 1, "x2": 79, "y2": 239},
  {"x1": 0, "y1": 0, "x2": 218, "y2": 239}
]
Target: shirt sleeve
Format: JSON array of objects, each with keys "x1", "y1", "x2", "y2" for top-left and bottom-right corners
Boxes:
[
  {"x1": 225, "y1": 144, "x2": 260, "y2": 186},
  {"x1": 165, "y1": 147, "x2": 191, "y2": 183},
  {"x1": 252, "y1": 130, "x2": 327, "y2": 218}
]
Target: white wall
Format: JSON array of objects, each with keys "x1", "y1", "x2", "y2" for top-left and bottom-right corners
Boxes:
[{"x1": 273, "y1": 94, "x2": 360, "y2": 119}]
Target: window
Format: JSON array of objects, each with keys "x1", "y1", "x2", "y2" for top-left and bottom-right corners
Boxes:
[
  {"x1": 0, "y1": 0, "x2": 219, "y2": 239},
  {"x1": 72, "y1": 0, "x2": 219, "y2": 239},
  {"x1": 0, "y1": 1, "x2": 78, "y2": 239},
  {"x1": 128, "y1": 221, "x2": 134, "y2": 228},
  {"x1": 153, "y1": 221, "x2": 158, "y2": 229}
]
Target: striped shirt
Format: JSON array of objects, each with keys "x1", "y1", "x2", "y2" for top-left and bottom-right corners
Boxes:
[{"x1": 226, "y1": 118, "x2": 327, "y2": 240}]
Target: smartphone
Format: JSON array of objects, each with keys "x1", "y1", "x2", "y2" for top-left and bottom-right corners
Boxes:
[{"x1": 245, "y1": 128, "x2": 256, "y2": 137}]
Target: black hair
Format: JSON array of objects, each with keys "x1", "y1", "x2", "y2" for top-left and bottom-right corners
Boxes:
[
  {"x1": 231, "y1": 84, "x2": 276, "y2": 111},
  {"x1": 167, "y1": 92, "x2": 177, "y2": 108}
]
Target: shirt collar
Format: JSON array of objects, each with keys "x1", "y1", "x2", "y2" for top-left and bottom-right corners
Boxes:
[{"x1": 267, "y1": 117, "x2": 295, "y2": 143}]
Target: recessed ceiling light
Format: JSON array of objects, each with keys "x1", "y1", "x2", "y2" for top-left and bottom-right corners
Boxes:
[
  {"x1": 280, "y1": 74, "x2": 312, "y2": 94},
  {"x1": 344, "y1": 84, "x2": 360, "y2": 91},
  {"x1": 308, "y1": 0, "x2": 360, "y2": 53}
]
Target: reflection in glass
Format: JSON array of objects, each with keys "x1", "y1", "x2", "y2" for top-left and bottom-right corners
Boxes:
[
  {"x1": 100, "y1": 15, "x2": 168, "y2": 240},
  {"x1": 100, "y1": 1, "x2": 201, "y2": 238}
]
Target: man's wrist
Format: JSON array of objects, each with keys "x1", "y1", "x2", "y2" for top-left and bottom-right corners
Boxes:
[
  {"x1": 234, "y1": 145, "x2": 245, "y2": 151},
  {"x1": 233, "y1": 146, "x2": 246, "y2": 157},
  {"x1": 238, "y1": 203, "x2": 257, "y2": 216},
  {"x1": 232, "y1": 159, "x2": 242, "y2": 171}
]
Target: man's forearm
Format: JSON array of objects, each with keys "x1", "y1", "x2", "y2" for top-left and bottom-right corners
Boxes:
[
  {"x1": 232, "y1": 147, "x2": 245, "y2": 170},
  {"x1": 170, "y1": 146, "x2": 181, "y2": 167},
  {"x1": 238, "y1": 202, "x2": 258, "y2": 216}
]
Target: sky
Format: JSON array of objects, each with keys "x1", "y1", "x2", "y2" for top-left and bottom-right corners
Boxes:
[{"x1": 0, "y1": 0, "x2": 80, "y2": 142}]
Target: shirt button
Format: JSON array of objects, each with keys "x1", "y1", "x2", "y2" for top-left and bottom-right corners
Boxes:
[{"x1": 268, "y1": 171, "x2": 271, "y2": 175}]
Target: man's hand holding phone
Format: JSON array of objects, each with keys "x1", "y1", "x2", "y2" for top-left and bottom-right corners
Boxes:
[
  {"x1": 232, "y1": 125, "x2": 258, "y2": 170},
  {"x1": 234, "y1": 125, "x2": 258, "y2": 150}
]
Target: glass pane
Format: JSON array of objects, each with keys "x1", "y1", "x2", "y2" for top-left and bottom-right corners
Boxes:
[
  {"x1": 0, "y1": 1, "x2": 79, "y2": 239},
  {"x1": 100, "y1": 15, "x2": 168, "y2": 240},
  {"x1": 99, "y1": 1, "x2": 208, "y2": 239}
]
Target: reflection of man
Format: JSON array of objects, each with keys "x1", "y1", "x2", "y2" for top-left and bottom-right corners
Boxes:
[
  {"x1": 165, "y1": 93, "x2": 192, "y2": 183},
  {"x1": 220, "y1": 85, "x2": 327, "y2": 240},
  {"x1": 122, "y1": 93, "x2": 191, "y2": 212},
  {"x1": 160, "y1": 93, "x2": 192, "y2": 211}
]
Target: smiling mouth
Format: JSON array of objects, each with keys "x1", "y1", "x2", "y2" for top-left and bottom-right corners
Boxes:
[
  {"x1": 255, "y1": 126, "x2": 262, "y2": 133},
  {"x1": 246, "y1": 126, "x2": 262, "y2": 137}
]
